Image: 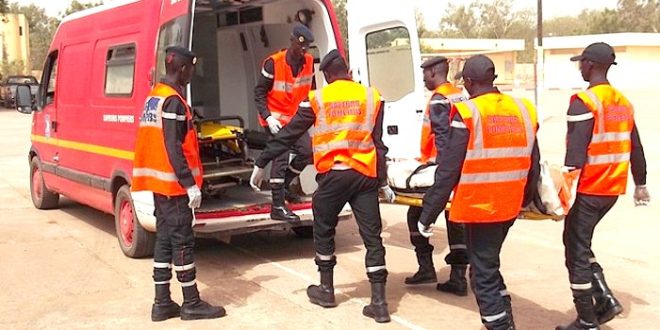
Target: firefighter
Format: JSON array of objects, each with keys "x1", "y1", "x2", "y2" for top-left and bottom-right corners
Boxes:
[
  {"x1": 254, "y1": 23, "x2": 316, "y2": 222},
  {"x1": 132, "y1": 46, "x2": 225, "y2": 322},
  {"x1": 556, "y1": 42, "x2": 649, "y2": 330},
  {"x1": 417, "y1": 55, "x2": 540, "y2": 330},
  {"x1": 249, "y1": 50, "x2": 395, "y2": 323},
  {"x1": 404, "y1": 56, "x2": 470, "y2": 298}
]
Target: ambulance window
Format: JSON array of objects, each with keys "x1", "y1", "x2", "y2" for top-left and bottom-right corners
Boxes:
[
  {"x1": 156, "y1": 16, "x2": 188, "y2": 83},
  {"x1": 105, "y1": 44, "x2": 136, "y2": 96},
  {"x1": 365, "y1": 27, "x2": 414, "y2": 102},
  {"x1": 41, "y1": 51, "x2": 58, "y2": 107}
]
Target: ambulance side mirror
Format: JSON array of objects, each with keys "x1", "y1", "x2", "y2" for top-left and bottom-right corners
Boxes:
[{"x1": 15, "y1": 84, "x2": 34, "y2": 114}]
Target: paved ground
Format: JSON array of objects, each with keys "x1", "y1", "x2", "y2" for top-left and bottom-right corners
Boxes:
[{"x1": 0, "y1": 89, "x2": 657, "y2": 330}]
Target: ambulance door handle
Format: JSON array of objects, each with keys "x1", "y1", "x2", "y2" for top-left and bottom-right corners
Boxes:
[
  {"x1": 53, "y1": 154, "x2": 59, "y2": 163},
  {"x1": 51, "y1": 120, "x2": 58, "y2": 132}
]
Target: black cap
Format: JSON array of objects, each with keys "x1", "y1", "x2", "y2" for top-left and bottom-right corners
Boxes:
[
  {"x1": 292, "y1": 23, "x2": 314, "y2": 45},
  {"x1": 319, "y1": 49, "x2": 345, "y2": 71},
  {"x1": 570, "y1": 42, "x2": 617, "y2": 65},
  {"x1": 166, "y1": 46, "x2": 197, "y2": 65},
  {"x1": 461, "y1": 55, "x2": 497, "y2": 81},
  {"x1": 420, "y1": 56, "x2": 448, "y2": 69}
]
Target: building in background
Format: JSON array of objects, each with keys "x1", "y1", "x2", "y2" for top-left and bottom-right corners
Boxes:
[
  {"x1": 421, "y1": 38, "x2": 525, "y2": 86},
  {"x1": 0, "y1": 13, "x2": 31, "y2": 77},
  {"x1": 541, "y1": 33, "x2": 660, "y2": 90}
]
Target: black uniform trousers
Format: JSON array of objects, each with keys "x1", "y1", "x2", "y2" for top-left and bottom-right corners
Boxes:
[
  {"x1": 465, "y1": 219, "x2": 515, "y2": 327},
  {"x1": 563, "y1": 193, "x2": 618, "y2": 291},
  {"x1": 312, "y1": 169, "x2": 387, "y2": 283},
  {"x1": 153, "y1": 194, "x2": 196, "y2": 285},
  {"x1": 266, "y1": 128, "x2": 313, "y2": 182},
  {"x1": 407, "y1": 206, "x2": 468, "y2": 265}
]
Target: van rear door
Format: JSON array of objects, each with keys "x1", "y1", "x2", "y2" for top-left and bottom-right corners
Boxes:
[{"x1": 346, "y1": 0, "x2": 424, "y2": 159}]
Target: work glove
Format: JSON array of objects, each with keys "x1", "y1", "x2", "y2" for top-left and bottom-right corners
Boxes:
[
  {"x1": 250, "y1": 165, "x2": 265, "y2": 191},
  {"x1": 265, "y1": 116, "x2": 282, "y2": 134},
  {"x1": 417, "y1": 221, "x2": 434, "y2": 238},
  {"x1": 186, "y1": 185, "x2": 202, "y2": 209},
  {"x1": 379, "y1": 185, "x2": 396, "y2": 203},
  {"x1": 634, "y1": 185, "x2": 650, "y2": 206}
]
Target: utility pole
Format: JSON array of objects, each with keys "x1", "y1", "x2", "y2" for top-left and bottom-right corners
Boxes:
[{"x1": 534, "y1": 0, "x2": 543, "y2": 112}]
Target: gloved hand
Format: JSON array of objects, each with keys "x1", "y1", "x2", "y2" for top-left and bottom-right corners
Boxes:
[
  {"x1": 186, "y1": 185, "x2": 202, "y2": 209},
  {"x1": 265, "y1": 116, "x2": 282, "y2": 134},
  {"x1": 634, "y1": 185, "x2": 650, "y2": 206},
  {"x1": 417, "y1": 221, "x2": 434, "y2": 238},
  {"x1": 250, "y1": 165, "x2": 265, "y2": 191},
  {"x1": 379, "y1": 185, "x2": 396, "y2": 203}
]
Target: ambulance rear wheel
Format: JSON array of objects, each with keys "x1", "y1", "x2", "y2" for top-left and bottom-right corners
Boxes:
[
  {"x1": 114, "y1": 185, "x2": 155, "y2": 258},
  {"x1": 30, "y1": 157, "x2": 59, "y2": 209}
]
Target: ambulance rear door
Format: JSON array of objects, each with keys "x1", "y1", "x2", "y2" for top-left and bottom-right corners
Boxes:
[{"x1": 347, "y1": 0, "x2": 425, "y2": 159}]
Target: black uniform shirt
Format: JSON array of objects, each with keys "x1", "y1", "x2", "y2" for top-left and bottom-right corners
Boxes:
[
  {"x1": 254, "y1": 51, "x2": 316, "y2": 121},
  {"x1": 564, "y1": 84, "x2": 647, "y2": 185},
  {"x1": 418, "y1": 90, "x2": 541, "y2": 226},
  {"x1": 428, "y1": 93, "x2": 452, "y2": 162},
  {"x1": 255, "y1": 82, "x2": 388, "y2": 184},
  {"x1": 160, "y1": 79, "x2": 196, "y2": 189}
]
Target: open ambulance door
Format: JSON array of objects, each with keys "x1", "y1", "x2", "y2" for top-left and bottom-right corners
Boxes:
[
  {"x1": 347, "y1": 0, "x2": 425, "y2": 159},
  {"x1": 132, "y1": 0, "x2": 194, "y2": 233}
]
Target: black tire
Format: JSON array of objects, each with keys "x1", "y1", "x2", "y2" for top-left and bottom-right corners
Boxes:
[
  {"x1": 292, "y1": 225, "x2": 313, "y2": 238},
  {"x1": 29, "y1": 157, "x2": 59, "y2": 209},
  {"x1": 114, "y1": 185, "x2": 155, "y2": 258}
]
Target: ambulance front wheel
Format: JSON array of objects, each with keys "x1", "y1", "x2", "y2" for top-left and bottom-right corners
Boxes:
[
  {"x1": 114, "y1": 185, "x2": 155, "y2": 258},
  {"x1": 29, "y1": 156, "x2": 59, "y2": 209}
]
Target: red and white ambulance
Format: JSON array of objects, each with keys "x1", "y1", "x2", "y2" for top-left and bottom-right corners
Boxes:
[{"x1": 19, "y1": 0, "x2": 423, "y2": 258}]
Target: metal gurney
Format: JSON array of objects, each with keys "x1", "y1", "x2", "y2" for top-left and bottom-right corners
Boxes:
[{"x1": 386, "y1": 160, "x2": 576, "y2": 221}]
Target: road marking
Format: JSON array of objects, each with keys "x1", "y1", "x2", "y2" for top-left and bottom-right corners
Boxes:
[{"x1": 231, "y1": 245, "x2": 426, "y2": 330}]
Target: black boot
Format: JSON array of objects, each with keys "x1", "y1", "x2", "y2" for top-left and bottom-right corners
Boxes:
[
  {"x1": 437, "y1": 265, "x2": 468, "y2": 296},
  {"x1": 270, "y1": 183, "x2": 300, "y2": 222},
  {"x1": 484, "y1": 314, "x2": 515, "y2": 330},
  {"x1": 592, "y1": 270, "x2": 623, "y2": 325},
  {"x1": 556, "y1": 293, "x2": 600, "y2": 330},
  {"x1": 180, "y1": 284, "x2": 226, "y2": 320},
  {"x1": 307, "y1": 269, "x2": 337, "y2": 308},
  {"x1": 405, "y1": 252, "x2": 437, "y2": 285},
  {"x1": 151, "y1": 284, "x2": 181, "y2": 322},
  {"x1": 362, "y1": 282, "x2": 390, "y2": 323}
]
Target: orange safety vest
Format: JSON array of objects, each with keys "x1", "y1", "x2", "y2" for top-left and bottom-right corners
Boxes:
[
  {"x1": 259, "y1": 49, "x2": 314, "y2": 127},
  {"x1": 131, "y1": 83, "x2": 203, "y2": 196},
  {"x1": 309, "y1": 80, "x2": 381, "y2": 178},
  {"x1": 450, "y1": 94, "x2": 537, "y2": 223},
  {"x1": 419, "y1": 82, "x2": 467, "y2": 163},
  {"x1": 572, "y1": 85, "x2": 634, "y2": 195}
]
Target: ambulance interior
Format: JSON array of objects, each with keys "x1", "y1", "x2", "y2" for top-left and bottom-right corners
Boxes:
[{"x1": 181, "y1": 0, "x2": 337, "y2": 202}]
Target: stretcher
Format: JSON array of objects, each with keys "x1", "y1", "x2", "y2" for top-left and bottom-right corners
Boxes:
[{"x1": 386, "y1": 159, "x2": 577, "y2": 221}]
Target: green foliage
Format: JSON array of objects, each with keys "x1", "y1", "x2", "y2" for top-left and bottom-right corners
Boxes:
[
  {"x1": 61, "y1": 1, "x2": 104, "y2": 17},
  {"x1": 0, "y1": 59, "x2": 25, "y2": 78},
  {"x1": 0, "y1": 0, "x2": 8, "y2": 14},
  {"x1": 331, "y1": 0, "x2": 348, "y2": 57},
  {"x1": 6, "y1": 3, "x2": 59, "y2": 71}
]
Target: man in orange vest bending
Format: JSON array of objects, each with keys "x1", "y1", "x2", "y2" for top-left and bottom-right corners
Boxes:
[
  {"x1": 556, "y1": 43, "x2": 649, "y2": 330},
  {"x1": 417, "y1": 55, "x2": 540, "y2": 330},
  {"x1": 250, "y1": 50, "x2": 395, "y2": 323},
  {"x1": 254, "y1": 23, "x2": 315, "y2": 222},
  {"x1": 132, "y1": 47, "x2": 225, "y2": 322},
  {"x1": 404, "y1": 56, "x2": 470, "y2": 297}
]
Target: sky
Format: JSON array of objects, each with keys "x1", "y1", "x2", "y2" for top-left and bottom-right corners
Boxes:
[{"x1": 16, "y1": 0, "x2": 620, "y2": 23}]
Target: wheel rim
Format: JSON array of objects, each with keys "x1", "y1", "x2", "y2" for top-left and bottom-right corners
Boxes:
[
  {"x1": 32, "y1": 167, "x2": 42, "y2": 201},
  {"x1": 119, "y1": 198, "x2": 134, "y2": 247}
]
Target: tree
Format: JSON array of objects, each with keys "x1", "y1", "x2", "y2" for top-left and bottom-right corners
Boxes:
[
  {"x1": 0, "y1": 0, "x2": 8, "y2": 14},
  {"x1": 331, "y1": 0, "x2": 348, "y2": 57},
  {"x1": 61, "y1": 0, "x2": 103, "y2": 18}
]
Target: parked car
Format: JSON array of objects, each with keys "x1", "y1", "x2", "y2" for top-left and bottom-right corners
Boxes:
[{"x1": 0, "y1": 75, "x2": 39, "y2": 108}]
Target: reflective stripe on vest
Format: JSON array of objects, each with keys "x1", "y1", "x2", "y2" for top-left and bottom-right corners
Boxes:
[
  {"x1": 575, "y1": 86, "x2": 633, "y2": 195},
  {"x1": 131, "y1": 83, "x2": 203, "y2": 196},
  {"x1": 309, "y1": 81, "x2": 380, "y2": 177},
  {"x1": 261, "y1": 50, "x2": 314, "y2": 127},
  {"x1": 450, "y1": 95, "x2": 536, "y2": 223}
]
